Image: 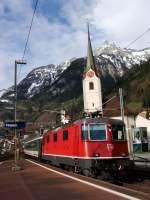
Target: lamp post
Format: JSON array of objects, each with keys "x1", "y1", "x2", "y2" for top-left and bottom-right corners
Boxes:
[{"x1": 12, "y1": 60, "x2": 26, "y2": 171}]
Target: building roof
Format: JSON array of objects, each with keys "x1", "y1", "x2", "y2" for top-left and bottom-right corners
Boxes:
[
  {"x1": 138, "y1": 111, "x2": 150, "y2": 120},
  {"x1": 103, "y1": 96, "x2": 134, "y2": 117}
]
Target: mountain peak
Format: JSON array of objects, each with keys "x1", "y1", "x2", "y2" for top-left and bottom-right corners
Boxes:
[
  {"x1": 94, "y1": 41, "x2": 120, "y2": 56},
  {"x1": 102, "y1": 40, "x2": 117, "y2": 48}
]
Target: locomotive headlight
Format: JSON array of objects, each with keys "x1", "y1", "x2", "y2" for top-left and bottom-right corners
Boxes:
[
  {"x1": 118, "y1": 164, "x2": 124, "y2": 170},
  {"x1": 93, "y1": 153, "x2": 100, "y2": 157}
]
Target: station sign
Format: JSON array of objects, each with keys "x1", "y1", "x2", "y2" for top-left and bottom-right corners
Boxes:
[{"x1": 4, "y1": 121, "x2": 26, "y2": 129}]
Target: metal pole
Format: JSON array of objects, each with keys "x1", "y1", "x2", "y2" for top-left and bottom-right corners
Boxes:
[
  {"x1": 119, "y1": 88, "x2": 124, "y2": 123},
  {"x1": 14, "y1": 61, "x2": 17, "y2": 167},
  {"x1": 12, "y1": 61, "x2": 20, "y2": 171},
  {"x1": 119, "y1": 88, "x2": 130, "y2": 152},
  {"x1": 14, "y1": 61, "x2": 17, "y2": 127},
  {"x1": 12, "y1": 60, "x2": 26, "y2": 171}
]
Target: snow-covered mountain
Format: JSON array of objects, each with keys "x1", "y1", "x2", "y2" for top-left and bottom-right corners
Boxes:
[
  {"x1": 16, "y1": 57, "x2": 79, "y2": 98},
  {"x1": 1, "y1": 41, "x2": 150, "y2": 101},
  {"x1": 95, "y1": 41, "x2": 150, "y2": 77}
]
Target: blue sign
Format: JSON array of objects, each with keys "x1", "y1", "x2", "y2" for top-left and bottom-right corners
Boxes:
[{"x1": 5, "y1": 121, "x2": 26, "y2": 129}]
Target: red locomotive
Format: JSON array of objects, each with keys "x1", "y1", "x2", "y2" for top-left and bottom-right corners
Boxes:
[{"x1": 40, "y1": 117, "x2": 130, "y2": 178}]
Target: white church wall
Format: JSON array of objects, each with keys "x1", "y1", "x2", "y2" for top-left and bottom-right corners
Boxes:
[{"x1": 83, "y1": 73, "x2": 102, "y2": 113}]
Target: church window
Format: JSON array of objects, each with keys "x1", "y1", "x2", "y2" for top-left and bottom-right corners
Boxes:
[{"x1": 89, "y1": 82, "x2": 94, "y2": 90}]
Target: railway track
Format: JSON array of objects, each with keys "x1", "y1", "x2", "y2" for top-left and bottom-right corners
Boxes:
[
  {"x1": 109, "y1": 169, "x2": 150, "y2": 195},
  {"x1": 121, "y1": 167, "x2": 150, "y2": 195}
]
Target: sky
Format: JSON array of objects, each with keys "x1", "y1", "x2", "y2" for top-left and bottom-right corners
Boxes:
[{"x1": 0, "y1": 0, "x2": 150, "y2": 90}]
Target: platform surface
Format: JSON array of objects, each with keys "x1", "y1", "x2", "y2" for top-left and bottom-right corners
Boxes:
[{"x1": 0, "y1": 159, "x2": 146, "y2": 200}]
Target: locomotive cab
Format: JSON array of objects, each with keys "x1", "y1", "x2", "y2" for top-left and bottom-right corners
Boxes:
[
  {"x1": 80, "y1": 121, "x2": 128, "y2": 158},
  {"x1": 78, "y1": 118, "x2": 130, "y2": 177}
]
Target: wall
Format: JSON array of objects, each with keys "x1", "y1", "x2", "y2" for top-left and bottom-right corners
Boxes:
[{"x1": 136, "y1": 115, "x2": 150, "y2": 150}]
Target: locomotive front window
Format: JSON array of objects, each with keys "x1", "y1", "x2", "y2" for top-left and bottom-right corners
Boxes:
[
  {"x1": 112, "y1": 124, "x2": 125, "y2": 140},
  {"x1": 81, "y1": 124, "x2": 106, "y2": 140},
  {"x1": 90, "y1": 124, "x2": 106, "y2": 140}
]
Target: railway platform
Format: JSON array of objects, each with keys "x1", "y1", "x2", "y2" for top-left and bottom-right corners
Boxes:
[
  {"x1": 132, "y1": 152, "x2": 150, "y2": 160},
  {"x1": 0, "y1": 159, "x2": 149, "y2": 200},
  {"x1": 131, "y1": 152, "x2": 150, "y2": 171}
]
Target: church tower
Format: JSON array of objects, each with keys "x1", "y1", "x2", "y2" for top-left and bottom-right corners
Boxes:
[{"x1": 82, "y1": 23, "x2": 103, "y2": 116}]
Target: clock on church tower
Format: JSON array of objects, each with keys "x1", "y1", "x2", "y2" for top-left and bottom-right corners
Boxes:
[{"x1": 86, "y1": 71, "x2": 94, "y2": 77}]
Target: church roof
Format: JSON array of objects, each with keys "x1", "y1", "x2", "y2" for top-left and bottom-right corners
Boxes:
[{"x1": 84, "y1": 23, "x2": 99, "y2": 76}]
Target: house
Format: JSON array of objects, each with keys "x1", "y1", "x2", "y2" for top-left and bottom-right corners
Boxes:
[{"x1": 136, "y1": 112, "x2": 150, "y2": 150}]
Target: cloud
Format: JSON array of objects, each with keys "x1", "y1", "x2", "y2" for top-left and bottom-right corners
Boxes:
[
  {"x1": 91, "y1": 0, "x2": 150, "y2": 48},
  {"x1": 0, "y1": 0, "x2": 150, "y2": 90},
  {"x1": 0, "y1": 0, "x2": 33, "y2": 88}
]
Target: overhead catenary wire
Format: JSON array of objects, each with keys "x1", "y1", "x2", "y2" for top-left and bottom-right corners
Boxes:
[
  {"x1": 126, "y1": 28, "x2": 150, "y2": 48},
  {"x1": 22, "y1": 0, "x2": 39, "y2": 60},
  {"x1": 18, "y1": 0, "x2": 39, "y2": 80}
]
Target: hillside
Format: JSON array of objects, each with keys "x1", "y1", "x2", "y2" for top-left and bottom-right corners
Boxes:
[
  {"x1": 118, "y1": 59, "x2": 150, "y2": 114},
  {"x1": 0, "y1": 42, "x2": 150, "y2": 124},
  {"x1": 18, "y1": 59, "x2": 150, "y2": 124}
]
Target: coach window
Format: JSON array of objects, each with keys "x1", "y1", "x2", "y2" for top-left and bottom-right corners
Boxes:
[
  {"x1": 54, "y1": 133, "x2": 57, "y2": 142},
  {"x1": 47, "y1": 135, "x2": 50, "y2": 143},
  {"x1": 31, "y1": 141, "x2": 37, "y2": 150},
  {"x1": 63, "y1": 130, "x2": 68, "y2": 140},
  {"x1": 89, "y1": 82, "x2": 94, "y2": 90},
  {"x1": 26, "y1": 143, "x2": 30, "y2": 150}
]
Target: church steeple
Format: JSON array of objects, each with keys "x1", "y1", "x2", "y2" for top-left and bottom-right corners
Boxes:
[
  {"x1": 85, "y1": 23, "x2": 99, "y2": 76},
  {"x1": 82, "y1": 22, "x2": 103, "y2": 116}
]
